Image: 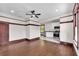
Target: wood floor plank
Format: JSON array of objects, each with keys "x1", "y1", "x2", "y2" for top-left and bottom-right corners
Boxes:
[{"x1": 0, "y1": 40, "x2": 77, "y2": 56}]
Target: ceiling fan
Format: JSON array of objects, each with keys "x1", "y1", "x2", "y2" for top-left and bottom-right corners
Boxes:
[{"x1": 26, "y1": 10, "x2": 41, "y2": 18}]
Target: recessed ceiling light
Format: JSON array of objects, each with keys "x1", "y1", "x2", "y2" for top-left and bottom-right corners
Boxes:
[
  {"x1": 56, "y1": 9, "x2": 58, "y2": 12},
  {"x1": 10, "y1": 10, "x2": 14, "y2": 13}
]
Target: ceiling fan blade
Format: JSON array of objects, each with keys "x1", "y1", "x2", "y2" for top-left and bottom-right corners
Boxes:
[
  {"x1": 36, "y1": 13, "x2": 41, "y2": 15},
  {"x1": 26, "y1": 14, "x2": 32, "y2": 15},
  {"x1": 35, "y1": 15, "x2": 39, "y2": 18}
]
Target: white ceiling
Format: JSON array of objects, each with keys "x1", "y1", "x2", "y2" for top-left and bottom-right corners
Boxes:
[{"x1": 0, "y1": 3, "x2": 74, "y2": 23}]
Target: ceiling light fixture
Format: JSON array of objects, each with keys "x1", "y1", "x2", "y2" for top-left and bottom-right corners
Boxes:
[
  {"x1": 56, "y1": 9, "x2": 58, "y2": 12},
  {"x1": 10, "y1": 10, "x2": 14, "y2": 13}
]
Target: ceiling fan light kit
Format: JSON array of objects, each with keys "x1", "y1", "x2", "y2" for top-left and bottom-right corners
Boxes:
[{"x1": 26, "y1": 10, "x2": 41, "y2": 18}]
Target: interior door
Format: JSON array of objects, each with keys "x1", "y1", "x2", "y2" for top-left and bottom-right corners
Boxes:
[
  {"x1": 73, "y1": 3, "x2": 79, "y2": 48},
  {"x1": 0, "y1": 22, "x2": 9, "y2": 46}
]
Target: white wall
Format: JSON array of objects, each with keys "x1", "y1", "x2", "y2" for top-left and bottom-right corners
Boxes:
[
  {"x1": 9, "y1": 24, "x2": 40, "y2": 41},
  {"x1": 26, "y1": 20, "x2": 40, "y2": 25},
  {"x1": 0, "y1": 16, "x2": 41, "y2": 41},
  {"x1": 29, "y1": 25, "x2": 40, "y2": 39},
  {"x1": 60, "y1": 16, "x2": 73, "y2": 22},
  {"x1": 26, "y1": 19, "x2": 40, "y2": 39},
  {"x1": 0, "y1": 17, "x2": 26, "y2": 24},
  {"x1": 0, "y1": 17, "x2": 27, "y2": 41},
  {"x1": 60, "y1": 23, "x2": 73, "y2": 43},
  {"x1": 9, "y1": 24, "x2": 26, "y2": 41},
  {"x1": 60, "y1": 16, "x2": 73, "y2": 43},
  {"x1": 45, "y1": 23, "x2": 53, "y2": 31},
  {"x1": 45, "y1": 22, "x2": 59, "y2": 37},
  {"x1": 26, "y1": 26, "x2": 30, "y2": 39},
  {"x1": 51, "y1": 22, "x2": 60, "y2": 31},
  {"x1": 45, "y1": 22, "x2": 60, "y2": 31},
  {"x1": 29, "y1": 21, "x2": 40, "y2": 25}
]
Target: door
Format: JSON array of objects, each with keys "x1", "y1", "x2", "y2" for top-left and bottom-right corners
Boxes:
[
  {"x1": 0, "y1": 22, "x2": 9, "y2": 46},
  {"x1": 73, "y1": 3, "x2": 79, "y2": 48}
]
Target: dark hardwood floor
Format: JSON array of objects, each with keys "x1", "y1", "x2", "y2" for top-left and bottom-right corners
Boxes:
[{"x1": 0, "y1": 40, "x2": 77, "y2": 56}]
